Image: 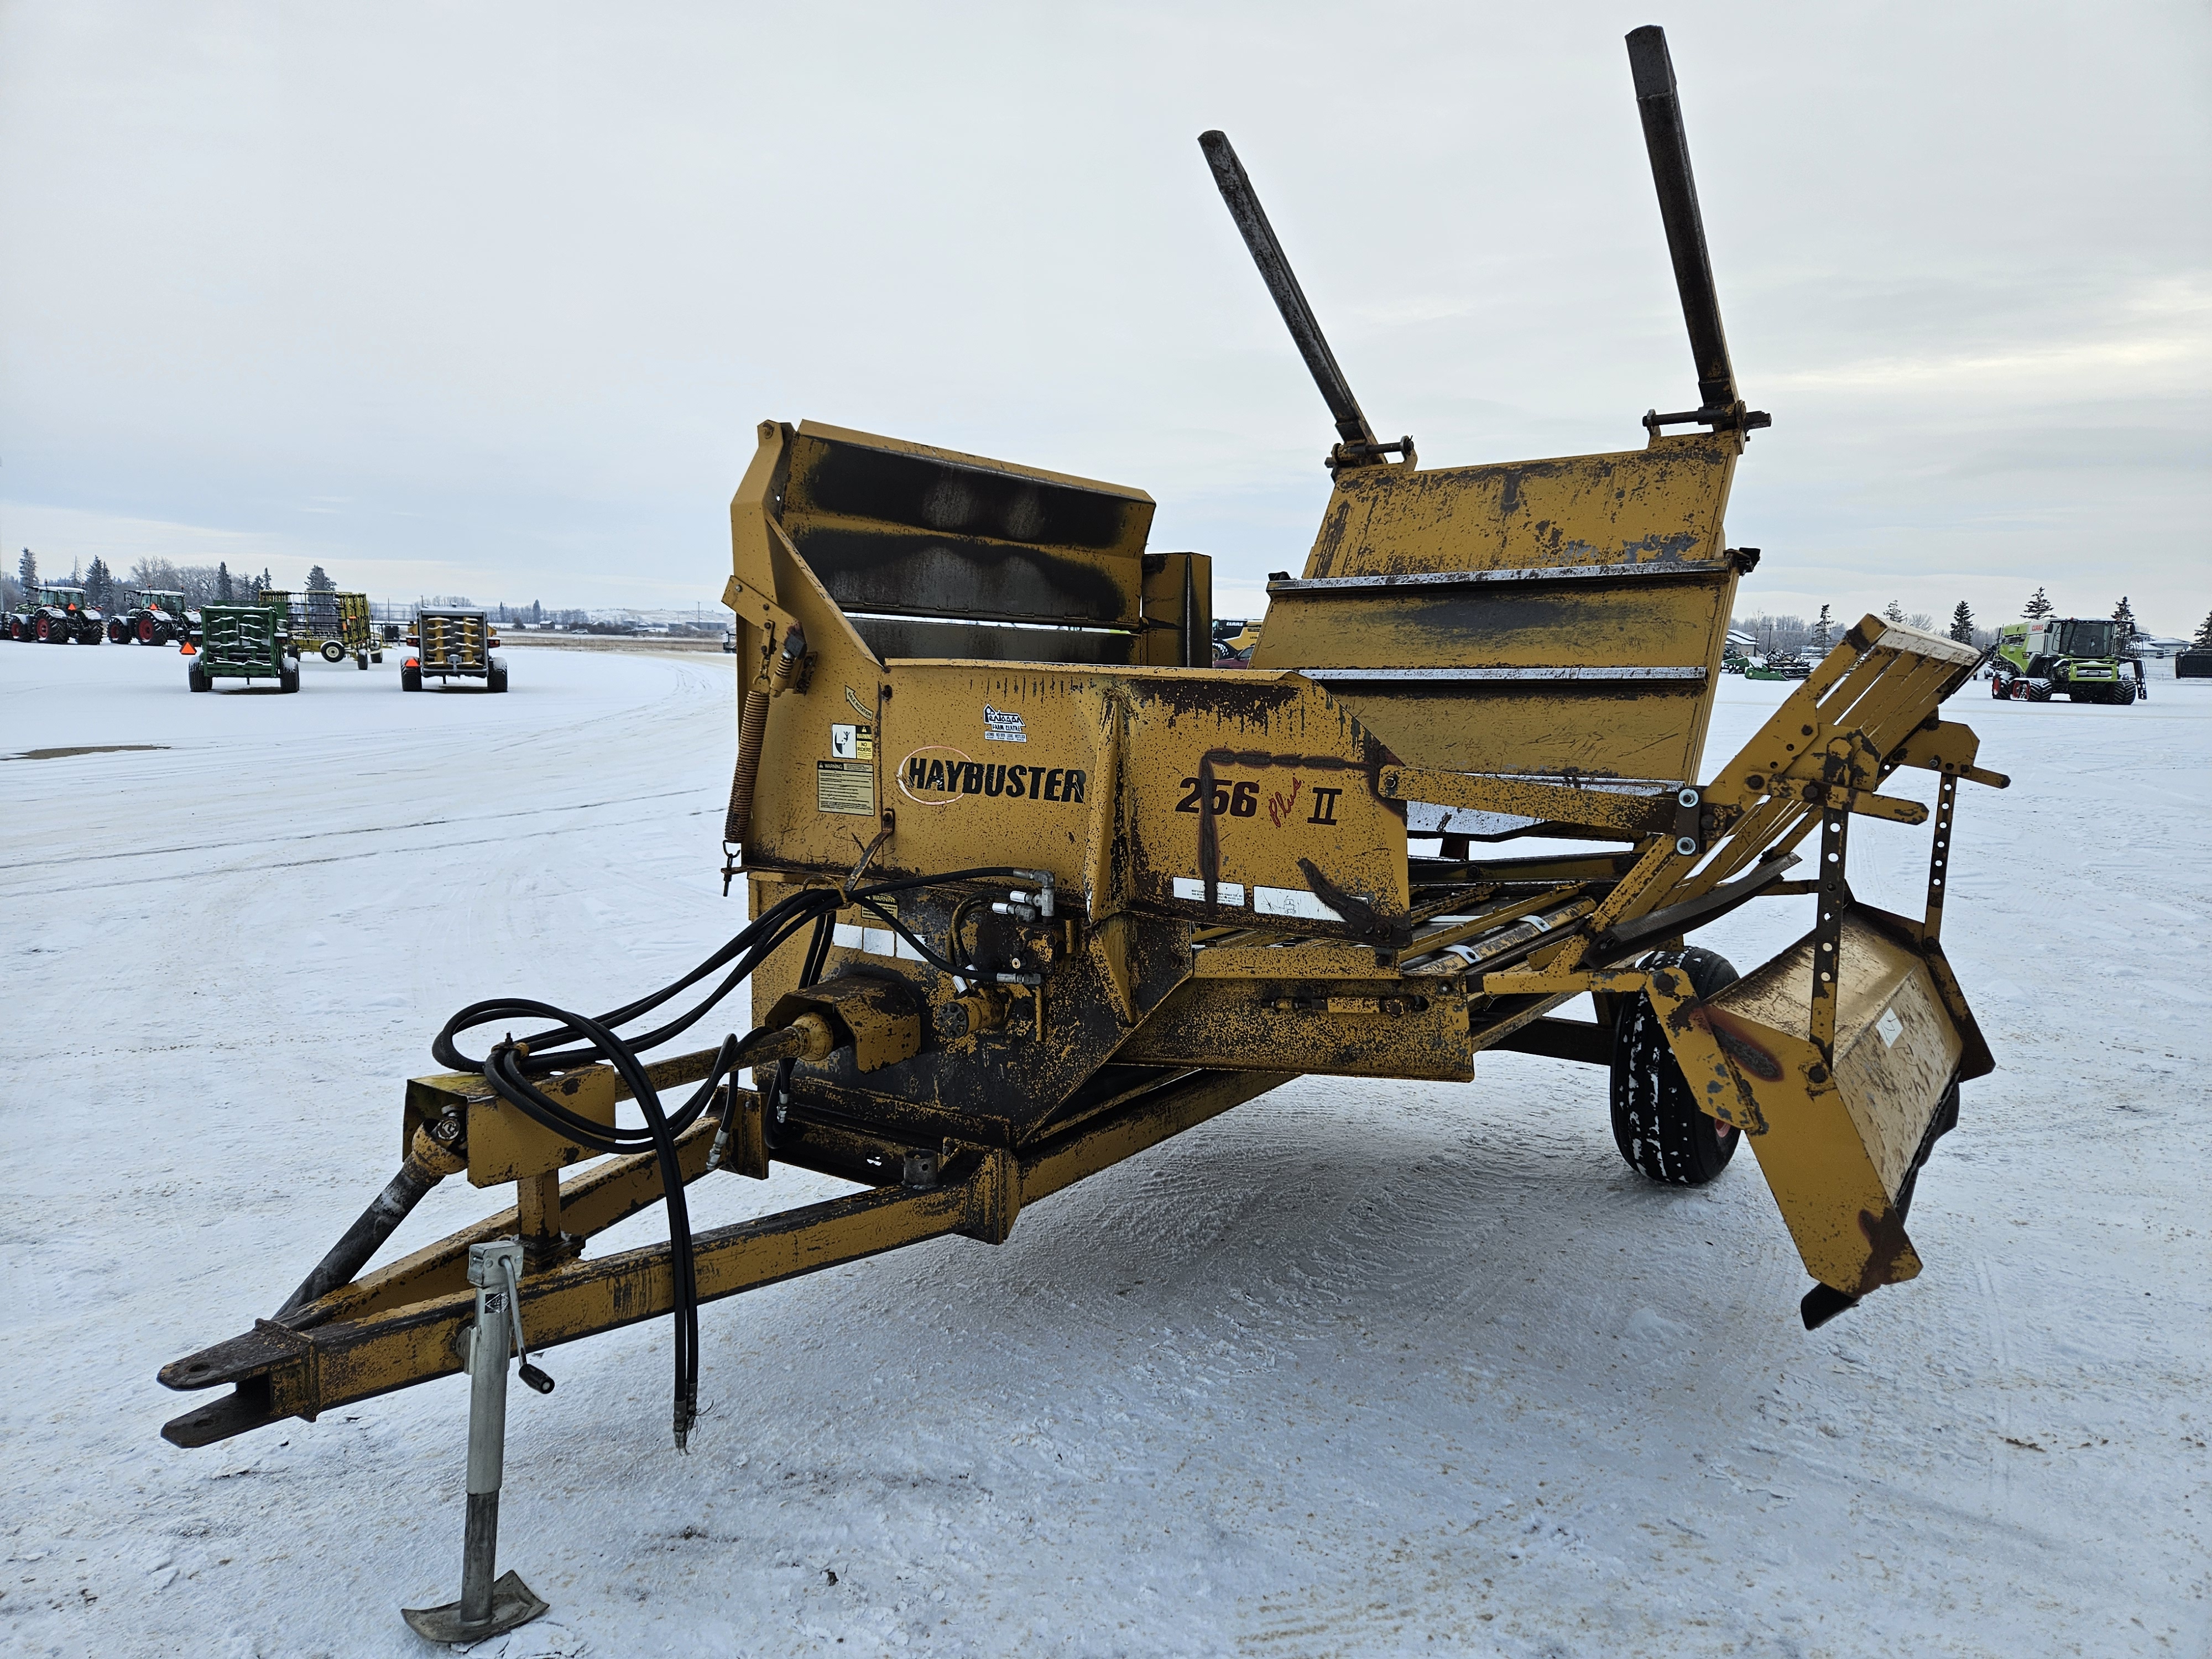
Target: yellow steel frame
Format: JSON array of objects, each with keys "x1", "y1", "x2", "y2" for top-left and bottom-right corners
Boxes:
[
  {"x1": 159, "y1": 88, "x2": 2008, "y2": 1442},
  {"x1": 160, "y1": 1064, "x2": 1286, "y2": 1444}
]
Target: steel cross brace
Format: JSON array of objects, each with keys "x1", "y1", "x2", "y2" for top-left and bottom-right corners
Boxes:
[{"x1": 159, "y1": 1068, "x2": 1288, "y2": 1446}]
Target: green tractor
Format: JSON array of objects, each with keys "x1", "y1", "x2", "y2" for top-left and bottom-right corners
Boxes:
[
  {"x1": 188, "y1": 600, "x2": 300, "y2": 693},
  {"x1": 1991, "y1": 617, "x2": 2144, "y2": 704},
  {"x1": 108, "y1": 588, "x2": 195, "y2": 645},
  {"x1": 6, "y1": 584, "x2": 105, "y2": 644}
]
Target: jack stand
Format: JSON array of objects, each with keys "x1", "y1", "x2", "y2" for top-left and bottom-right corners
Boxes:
[{"x1": 402, "y1": 1240, "x2": 550, "y2": 1644}]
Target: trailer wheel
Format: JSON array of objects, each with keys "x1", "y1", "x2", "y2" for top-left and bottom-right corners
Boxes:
[
  {"x1": 487, "y1": 658, "x2": 509, "y2": 693},
  {"x1": 1610, "y1": 946, "x2": 1742, "y2": 1187},
  {"x1": 401, "y1": 664, "x2": 422, "y2": 692},
  {"x1": 279, "y1": 656, "x2": 301, "y2": 694},
  {"x1": 188, "y1": 657, "x2": 211, "y2": 692},
  {"x1": 318, "y1": 640, "x2": 343, "y2": 664},
  {"x1": 371, "y1": 650, "x2": 384, "y2": 664}
]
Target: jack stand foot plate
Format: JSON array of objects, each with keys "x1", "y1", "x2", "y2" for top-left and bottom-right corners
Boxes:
[{"x1": 401, "y1": 1570, "x2": 549, "y2": 1645}]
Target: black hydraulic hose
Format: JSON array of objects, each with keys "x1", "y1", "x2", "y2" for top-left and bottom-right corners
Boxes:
[
  {"x1": 434, "y1": 867, "x2": 1030, "y2": 1080},
  {"x1": 476, "y1": 1013, "x2": 740, "y2": 1447},
  {"x1": 429, "y1": 864, "x2": 1037, "y2": 1449},
  {"x1": 852, "y1": 896, "x2": 968, "y2": 977},
  {"x1": 475, "y1": 1016, "x2": 817, "y2": 1447},
  {"x1": 761, "y1": 909, "x2": 837, "y2": 1145}
]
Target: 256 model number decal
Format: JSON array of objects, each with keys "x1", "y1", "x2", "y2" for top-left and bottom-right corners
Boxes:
[{"x1": 1176, "y1": 774, "x2": 1340, "y2": 826}]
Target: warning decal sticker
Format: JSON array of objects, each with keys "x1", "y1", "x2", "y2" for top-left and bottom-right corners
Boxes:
[{"x1": 817, "y1": 760, "x2": 875, "y2": 816}]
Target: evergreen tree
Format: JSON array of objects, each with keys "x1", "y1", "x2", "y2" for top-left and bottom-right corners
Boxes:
[
  {"x1": 1948, "y1": 600, "x2": 1974, "y2": 644},
  {"x1": 2023, "y1": 586, "x2": 2054, "y2": 620},
  {"x1": 2194, "y1": 610, "x2": 2212, "y2": 649},
  {"x1": 1884, "y1": 599, "x2": 1906, "y2": 625},
  {"x1": 82, "y1": 557, "x2": 106, "y2": 608},
  {"x1": 1809, "y1": 604, "x2": 1832, "y2": 654},
  {"x1": 2110, "y1": 595, "x2": 2137, "y2": 650},
  {"x1": 17, "y1": 548, "x2": 35, "y2": 592},
  {"x1": 216, "y1": 561, "x2": 233, "y2": 602},
  {"x1": 305, "y1": 564, "x2": 335, "y2": 592}
]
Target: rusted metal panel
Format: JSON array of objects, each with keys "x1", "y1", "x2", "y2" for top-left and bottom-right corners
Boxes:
[
  {"x1": 1712, "y1": 913, "x2": 1965, "y2": 1198},
  {"x1": 1259, "y1": 570, "x2": 1729, "y2": 671},
  {"x1": 849, "y1": 615, "x2": 1139, "y2": 665},
  {"x1": 781, "y1": 421, "x2": 1155, "y2": 630},
  {"x1": 745, "y1": 881, "x2": 1191, "y2": 1143},
  {"x1": 404, "y1": 1050, "x2": 724, "y2": 1188},
  {"x1": 1249, "y1": 434, "x2": 1741, "y2": 785},
  {"x1": 1117, "y1": 975, "x2": 1473, "y2": 1080},
  {"x1": 750, "y1": 661, "x2": 1410, "y2": 940},
  {"x1": 1290, "y1": 434, "x2": 1737, "y2": 579}
]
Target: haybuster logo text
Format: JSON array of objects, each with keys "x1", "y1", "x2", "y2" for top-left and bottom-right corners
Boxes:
[{"x1": 900, "y1": 746, "x2": 1086, "y2": 806}]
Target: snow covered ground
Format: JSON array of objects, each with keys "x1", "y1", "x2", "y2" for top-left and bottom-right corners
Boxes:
[{"x1": 2, "y1": 641, "x2": 2206, "y2": 1658}]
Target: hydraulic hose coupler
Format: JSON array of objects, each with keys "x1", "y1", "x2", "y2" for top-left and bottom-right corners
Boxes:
[{"x1": 711, "y1": 1016, "x2": 836, "y2": 1173}]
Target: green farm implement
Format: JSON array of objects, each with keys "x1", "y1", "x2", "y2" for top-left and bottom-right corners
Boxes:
[
  {"x1": 190, "y1": 602, "x2": 300, "y2": 693},
  {"x1": 267, "y1": 589, "x2": 379, "y2": 669}
]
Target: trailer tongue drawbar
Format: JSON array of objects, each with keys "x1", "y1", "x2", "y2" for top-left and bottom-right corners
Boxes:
[{"x1": 159, "y1": 28, "x2": 2005, "y2": 1643}]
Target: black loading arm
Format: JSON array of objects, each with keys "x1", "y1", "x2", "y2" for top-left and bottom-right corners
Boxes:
[
  {"x1": 1625, "y1": 25, "x2": 1771, "y2": 437},
  {"x1": 1197, "y1": 130, "x2": 1411, "y2": 471}
]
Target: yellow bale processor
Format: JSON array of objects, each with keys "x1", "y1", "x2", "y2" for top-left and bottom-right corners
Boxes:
[{"x1": 160, "y1": 28, "x2": 2004, "y2": 1641}]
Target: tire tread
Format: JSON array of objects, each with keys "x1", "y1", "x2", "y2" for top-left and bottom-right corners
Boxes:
[{"x1": 1609, "y1": 946, "x2": 1741, "y2": 1186}]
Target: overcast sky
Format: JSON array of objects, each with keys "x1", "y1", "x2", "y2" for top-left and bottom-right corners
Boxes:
[{"x1": 3, "y1": 2, "x2": 2206, "y2": 634}]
